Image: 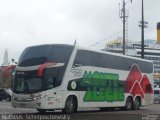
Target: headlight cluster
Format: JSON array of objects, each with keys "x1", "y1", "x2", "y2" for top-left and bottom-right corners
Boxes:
[
  {"x1": 12, "y1": 94, "x2": 47, "y2": 102},
  {"x1": 32, "y1": 95, "x2": 44, "y2": 100}
]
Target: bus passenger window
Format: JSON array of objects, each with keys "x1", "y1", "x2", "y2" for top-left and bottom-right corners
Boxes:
[
  {"x1": 47, "y1": 77, "x2": 54, "y2": 89},
  {"x1": 47, "y1": 76, "x2": 59, "y2": 89},
  {"x1": 146, "y1": 84, "x2": 152, "y2": 93}
]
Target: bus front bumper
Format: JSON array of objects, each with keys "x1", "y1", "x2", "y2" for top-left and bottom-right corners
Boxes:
[{"x1": 11, "y1": 98, "x2": 45, "y2": 109}]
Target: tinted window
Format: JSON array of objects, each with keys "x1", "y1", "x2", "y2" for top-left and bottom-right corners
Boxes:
[
  {"x1": 18, "y1": 44, "x2": 74, "y2": 67},
  {"x1": 91, "y1": 52, "x2": 105, "y2": 67},
  {"x1": 46, "y1": 45, "x2": 74, "y2": 87},
  {"x1": 73, "y1": 50, "x2": 114, "y2": 68},
  {"x1": 48, "y1": 45, "x2": 74, "y2": 63},
  {"x1": 46, "y1": 77, "x2": 59, "y2": 89},
  {"x1": 14, "y1": 76, "x2": 43, "y2": 93},
  {"x1": 16, "y1": 45, "x2": 74, "y2": 90},
  {"x1": 146, "y1": 84, "x2": 152, "y2": 93},
  {"x1": 45, "y1": 66, "x2": 65, "y2": 88},
  {"x1": 18, "y1": 45, "x2": 52, "y2": 66},
  {"x1": 73, "y1": 50, "x2": 153, "y2": 73},
  {"x1": 47, "y1": 77, "x2": 54, "y2": 89},
  {"x1": 73, "y1": 50, "x2": 91, "y2": 66}
]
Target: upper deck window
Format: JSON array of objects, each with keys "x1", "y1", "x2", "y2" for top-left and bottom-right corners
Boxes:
[
  {"x1": 18, "y1": 45, "x2": 74, "y2": 67},
  {"x1": 18, "y1": 45, "x2": 51, "y2": 66}
]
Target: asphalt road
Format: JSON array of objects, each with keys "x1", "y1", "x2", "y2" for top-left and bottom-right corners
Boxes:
[{"x1": 0, "y1": 101, "x2": 160, "y2": 120}]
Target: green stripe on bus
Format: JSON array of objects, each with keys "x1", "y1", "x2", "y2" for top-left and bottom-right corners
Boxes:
[{"x1": 81, "y1": 71, "x2": 124, "y2": 102}]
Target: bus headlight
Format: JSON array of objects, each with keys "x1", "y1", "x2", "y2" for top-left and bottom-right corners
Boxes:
[
  {"x1": 31, "y1": 94, "x2": 48, "y2": 100},
  {"x1": 33, "y1": 95, "x2": 44, "y2": 100}
]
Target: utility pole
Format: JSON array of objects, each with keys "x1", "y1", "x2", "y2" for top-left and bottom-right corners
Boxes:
[
  {"x1": 119, "y1": 0, "x2": 132, "y2": 55},
  {"x1": 138, "y1": 0, "x2": 148, "y2": 59},
  {"x1": 122, "y1": 0, "x2": 126, "y2": 55},
  {"x1": 141, "y1": 0, "x2": 144, "y2": 59}
]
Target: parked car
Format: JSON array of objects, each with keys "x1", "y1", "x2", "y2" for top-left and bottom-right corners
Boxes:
[{"x1": 0, "y1": 88, "x2": 12, "y2": 101}]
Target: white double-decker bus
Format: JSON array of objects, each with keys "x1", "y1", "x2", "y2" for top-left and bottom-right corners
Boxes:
[{"x1": 11, "y1": 44, "x2": 154, "y2": 113}]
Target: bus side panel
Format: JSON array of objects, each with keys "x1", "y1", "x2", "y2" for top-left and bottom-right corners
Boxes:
[
  {"x1": 66, "y1": 66, "x2": 128, "y2": 108},
  {"x1": 63, "y1": 49, "x2": 154, "y2": 109}
]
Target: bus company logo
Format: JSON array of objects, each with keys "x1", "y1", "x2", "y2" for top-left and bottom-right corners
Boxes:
[
  {"x1": 71, "y1": 81, "x2": 77, "y2": 90},
  {"x1": 126, "y1": 64, "x2": 153, "y2": 98},
  {"x1": 81, "y1": 71, "x2": 124, "y2": 102},
  {"x1": 70, "y1": 68, "x2": 82, "y2": 77}
]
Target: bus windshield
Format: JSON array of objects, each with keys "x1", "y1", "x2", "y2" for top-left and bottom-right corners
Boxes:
[{"x1": 14, "y1": 76, "x2": 43, "y2": 93}]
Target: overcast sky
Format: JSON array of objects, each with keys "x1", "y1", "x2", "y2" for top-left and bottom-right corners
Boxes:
[{"x1": 0, "y1": 0, "x2": 160, "y2": 65}]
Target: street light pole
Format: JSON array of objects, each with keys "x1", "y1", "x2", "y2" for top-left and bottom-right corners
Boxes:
[
  {"x1": 122, "y1": 0, "x2": 126, "y2": 55},
  {"x1": 139, "y1": 0, "x2": 148, "y2": 58},
  {"x1": 141, "y1": 0, "x2": 144, "y2": 59}
]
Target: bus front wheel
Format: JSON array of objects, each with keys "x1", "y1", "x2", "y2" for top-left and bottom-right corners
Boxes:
[{"x1": 63, "y1": 96, "x2": 77, "y2": 114}]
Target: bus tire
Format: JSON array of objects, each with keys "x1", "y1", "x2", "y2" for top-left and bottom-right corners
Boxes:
[
  {"x1": 125, "y1": 97, "x2": 133, "y2": 110},
  {"x1": 133, "y1": 97, "x2": 141, "y2": 110},
  {"x1": 63, "y1": 96, "x2": 77, "y2": 114}
]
